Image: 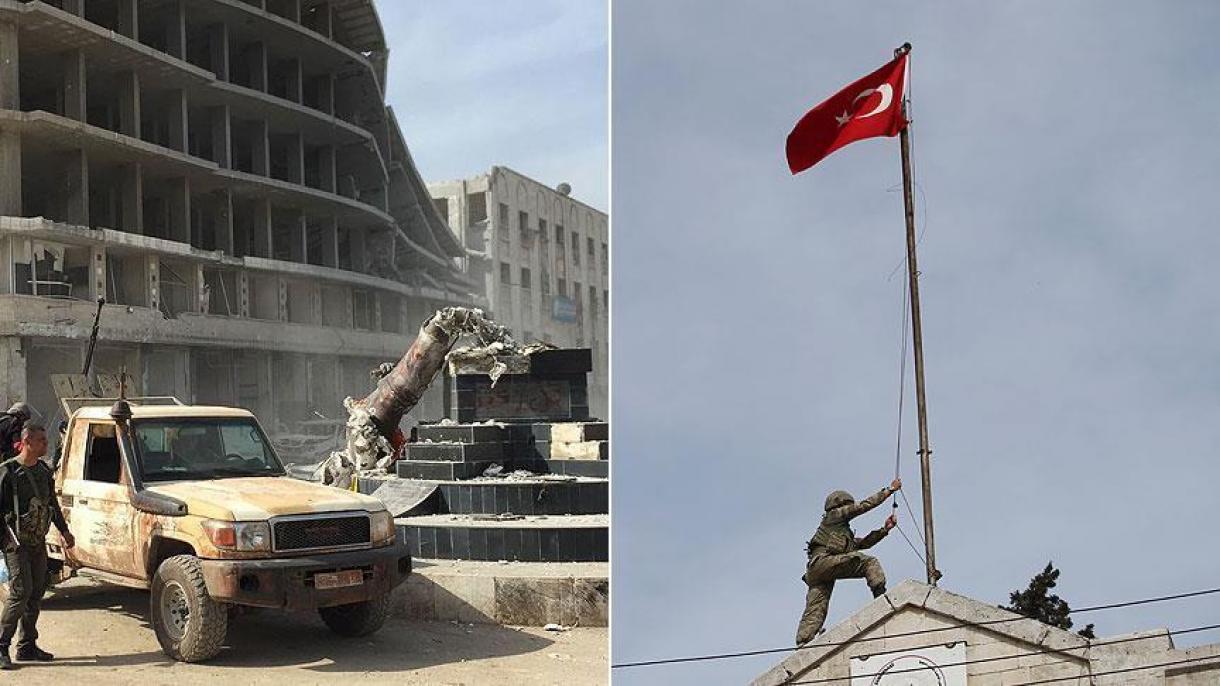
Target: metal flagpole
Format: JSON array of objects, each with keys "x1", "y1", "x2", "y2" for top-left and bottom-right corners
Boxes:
[{"x1": 894, "y1": 42, "x2": 940, "y2": 585}]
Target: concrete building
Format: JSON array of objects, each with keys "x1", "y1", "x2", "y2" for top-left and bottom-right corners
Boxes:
[
  {"x1": 753, "y1": 580, "x2": 1220, "y2": 685},
  {"x1": 0, "y1": 0, "x2": 480, "y2": 436},
  {"x1": 429, "y1": 167, "x2": 609, "y2": 418}
]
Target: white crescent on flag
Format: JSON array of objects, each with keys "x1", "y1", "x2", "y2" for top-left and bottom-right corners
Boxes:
[{"x1": 852, "y1": 84, "x2": 893, "y2": 119}]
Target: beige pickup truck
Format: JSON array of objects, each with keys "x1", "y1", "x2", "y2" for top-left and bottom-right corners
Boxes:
[{"x1": 47, "y1": 397, "x2": 410, "y2": 662}]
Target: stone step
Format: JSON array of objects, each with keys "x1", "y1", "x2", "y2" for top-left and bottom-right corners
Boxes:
[
  {"x1": 436, "y1": 479, "x2": 608, "y2": 516},
  {"x1": 542, "y1": 460, "x2": 609, "y2": 479},
  {"x1": 550, "y1": 422, "x2": 609, "y2": 443},
  {"x1": 395, "y1": 559, "x2": 608, "y2": 627},
  {"x1": 397, "y1": 514, "x2": 609, "y2": 562},
  {"x1": 396, "y1": 460, "x2": 496, "y2": 480},
  {"x1": 404, "y1": 441, "x2": 504, "y2": 462},
  {"x1": 501, "y1": 459, "x2": 610, "y2": 480},
  {"x1": 414, "y1": 423, "x2": 511, "y2": 444},
  {"x1": 394, "y1": 559, "x2": 608, "y2": 627},
  {"x1": 550, "y1": 440, "x2": 609, "y2": 460}
]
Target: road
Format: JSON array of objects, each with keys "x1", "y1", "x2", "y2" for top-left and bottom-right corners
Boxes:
[{"x1": 4, "y1": 578, "x2": 607, "y2": 685}]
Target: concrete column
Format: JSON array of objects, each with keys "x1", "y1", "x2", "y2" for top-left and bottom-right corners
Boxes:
[
  {"x1": 276, "y1": 278, "x2": 288, "y2": 322},
  {"x1": 283, "y1": 0, "x2": 302, "y2": 23},
  {"x1": 0, "y1": 131, "x2": 20, "y2": 216},
  {"x1": 167, "y1": 89, "x2": 188, "y2": 152},
  {"x1": 316, "y1": 3, "x2": 333, "y2": 38},
  {"x1": 238, "y1": 271, "x2": 250, "y2": 318},
  {"x1": 57, "y1": 148, "x2": 89, "y2": 227},
  {"x1": 165, "y1": 0, "x2": 187, "y2": 59},
  {"x1": 289, "y1": 212, "x2": 306, "y2": 263},
  {"x1": 214, "y1": 189, "x2": 234, "y2": 254},
  {"x1": 91, "y1": 248, "x2": 106, "y2": 301},
  {"x1": 252, "y1": 198, "x2": 272, "y2": 257},
  {"x1": 118, "y1": 71, "x2": 141, "y2": 138},
  {"x1": 318, "y1": 145, "x2": 336, "y2": 192},
  {"x1": 0, "y1": 337, "x2": 27, "y2": 407},
  {"x1": 208, "y1": 23, "x2": 230, "y2": 82},
  {"x1": 61, "y1": 49, "x2": 87, "y2": 122},
  {"x1": 117, "y1": 0, "x2": 139, "y2": 39},
  {"x1": 285, "y1": 58, "x2": 303, "y2": 103},
  {"x1": 209, "y1": 105, "x2": 231, "y2": 168},
  {"x1": 168, "y1": 177, "x2": 190, "y2": 244},
  {"x1": 314, "y1": 73, "x2": 335, "y2": 115},
  {"x1": 286, "y1": 132, "x2": 303, "y2": 184},
  {"x1": 311, "y1": 283, "x2": 322, "y2": 324},
  {"x1": 247, "y1": 43, "x2": 267, "y2": 92},
  {"x1": 251, "y1": 119, "x2": 269, "y2": 176},
  {"x1": 0, "y1": 22, "x2": 18, "y2": 111},
  {"x1": 318, "y1": 215, "x2": 338, "y2": 267},
  {"x1": 349, "y1": 226, "x2": 367, "y2": 272},
  {"x1": 120, "y1": 163, "x2": 143, "y2": 234},
  {"x1": 147, "y1": 255, "x2": 160, "y2": 313},
  {"x1": 195, "y1": 264, "x2": 206, "y2": 313}
]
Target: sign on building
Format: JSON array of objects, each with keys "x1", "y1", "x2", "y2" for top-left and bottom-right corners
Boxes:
[
  {"x1": 552, "y1": 295, "x2": 578, "y2": 322},
  {"x1": 849, "y1": 642, "x2": 966, "y2": 686}
]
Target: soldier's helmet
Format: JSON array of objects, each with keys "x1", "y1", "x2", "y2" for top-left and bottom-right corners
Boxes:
[
  {"x1": 7, "y1": 402, "x2": 32, "y2": 419},
  {"x1": 824, "y1": 490, "x2": 855, "y2": 511}
]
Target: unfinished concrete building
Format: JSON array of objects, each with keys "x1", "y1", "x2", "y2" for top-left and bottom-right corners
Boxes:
[
  {"x1": 428, "y1": 167, "x2": 608, "y2": 418},
  {"x1": 0, "y1": 0, "x2": 480, "y2": 437}
]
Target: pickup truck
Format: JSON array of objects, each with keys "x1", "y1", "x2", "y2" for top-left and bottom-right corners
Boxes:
[{"x1": 47, "y1": 397, "x2": 411, "y2": 662}]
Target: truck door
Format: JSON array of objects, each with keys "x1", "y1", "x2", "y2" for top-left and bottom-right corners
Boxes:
[{"x1": 59, "y1": 421, "x2": 140, "y2": 577}]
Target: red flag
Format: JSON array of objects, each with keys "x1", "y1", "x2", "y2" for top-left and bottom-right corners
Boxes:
[{"x1": 786, "y1": 54, "x2": 908, "y2": 174}]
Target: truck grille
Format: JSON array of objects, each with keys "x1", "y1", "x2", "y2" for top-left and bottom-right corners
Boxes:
[{"x1": 273, "y1": 514, "x2": 371, "y2": 552}]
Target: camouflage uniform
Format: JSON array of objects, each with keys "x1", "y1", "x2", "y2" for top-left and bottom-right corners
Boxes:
[
  {"x1": 795, "y1": 485, "x2": 895, "y2": 645},
  {"x1": 0, "y1": 458, "x2": 69, "y2": 653}
]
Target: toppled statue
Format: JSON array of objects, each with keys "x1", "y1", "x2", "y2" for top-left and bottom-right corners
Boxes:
[
  {"x1": 319, "y1": 307, "x2": 520, "y2": 489},
  {"x1": 795, "y1": 478, "x2": 902, "y2": 645}
]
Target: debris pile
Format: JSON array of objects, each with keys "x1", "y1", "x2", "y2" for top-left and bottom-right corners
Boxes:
[{"x1": 320, "y1": 306, "x2": 532, "y2": 489}]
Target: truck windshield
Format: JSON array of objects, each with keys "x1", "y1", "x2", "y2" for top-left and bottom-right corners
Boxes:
[{"x1": 131, "y1": 418, "x2": 286, "y2": 482}]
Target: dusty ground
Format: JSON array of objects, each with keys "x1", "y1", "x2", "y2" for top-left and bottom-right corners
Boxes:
[{"x1": 4, "y1": 578, "x2": 607, "y2": 685}]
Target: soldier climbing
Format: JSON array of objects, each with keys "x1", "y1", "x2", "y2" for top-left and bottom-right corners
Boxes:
[{"x1": 795, "y1": 478, "x2": 901, "y2": 645}]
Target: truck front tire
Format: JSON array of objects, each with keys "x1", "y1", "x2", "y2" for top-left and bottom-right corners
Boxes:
[
  {"x1": 318, "y1": 593, "x2": 390, "y2": 637},
  {"x1": 150, "y1": 555, "x2": 228, "y2": 662}
]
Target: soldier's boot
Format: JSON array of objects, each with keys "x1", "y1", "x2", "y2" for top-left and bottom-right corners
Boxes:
[
  {"x1": 16, "y1": 644, "x2": 52, "y2": 662},
  {"x1": 0, "y1": 646, "x2": 13, "y2": 670}
]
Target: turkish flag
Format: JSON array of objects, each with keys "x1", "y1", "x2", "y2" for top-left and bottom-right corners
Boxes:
[{"x1": 786, "y1": 54, "x2": 908, "y2": 174}]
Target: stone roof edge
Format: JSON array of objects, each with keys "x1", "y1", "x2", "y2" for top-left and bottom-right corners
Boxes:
[{"x1": 752, "y1": 580, "x2": 1096, "y2": 686}]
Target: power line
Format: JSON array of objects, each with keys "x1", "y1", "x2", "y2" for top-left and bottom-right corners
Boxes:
[
  {"x1": 789, "y1": 622, "x2": 1220, "y2": 685},
  {"x1": 610, "y1": 585, "x2": 1220, "y2": 669}
]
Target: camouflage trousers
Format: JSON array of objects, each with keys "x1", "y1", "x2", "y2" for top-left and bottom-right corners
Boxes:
[
  {"x1": 0, "y1": 544, "x2": 49, "y2": 650},
  {"x1": 795, "y1": 551, "x2": 886, "y2": 645}
]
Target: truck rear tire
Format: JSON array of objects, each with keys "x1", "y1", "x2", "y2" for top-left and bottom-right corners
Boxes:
[
  {"x1": 150, "y1": 555, "x2": 228, "y2": 662},
  {"x1": 318, "y1": 593, "x2": 390, "y2": 637}
]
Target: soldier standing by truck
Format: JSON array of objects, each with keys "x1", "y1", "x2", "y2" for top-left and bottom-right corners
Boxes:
[
  {"x1": 0, "y1": 403, "x2": 33, "y2": 460},
  {"x1": 0, "y1": 424, "x2": 75, "y2": 669}
]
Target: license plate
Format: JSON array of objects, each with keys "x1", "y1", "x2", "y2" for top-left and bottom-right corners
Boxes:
[{"x1": 314, "y1": 569, "x2": 363, "y2": 590}]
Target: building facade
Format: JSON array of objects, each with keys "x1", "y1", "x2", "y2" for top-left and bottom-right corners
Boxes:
[
  {"x1": 0, "y1": 0, "x2": 479, "y2": 437},
  {"x1": 754, "y1": 580, "x2": 1220, "y2": 685},
  {"x1": 429, "y1": 167, "x2": 608, "y2": 419}
]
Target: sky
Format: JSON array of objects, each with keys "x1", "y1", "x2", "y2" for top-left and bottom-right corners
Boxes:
[
  {"x1": 611, "y1": 2, "x2": 1220, "y2": 684},
  {"x1": 377, "y1": 0, "x2": 608, "y2": 212}
]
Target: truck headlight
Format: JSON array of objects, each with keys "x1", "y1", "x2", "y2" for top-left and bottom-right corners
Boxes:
[
  {"x1": 202, "y1": 520, "x2": 271, "y2": 552},
  {"x1": 370, "y1": 510, "x2": 395, "y2": 545}
]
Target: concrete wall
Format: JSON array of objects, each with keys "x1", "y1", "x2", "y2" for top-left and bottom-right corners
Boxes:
[{"x1": 429, "y1": 167, "x2": 610, "y2": 419}]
